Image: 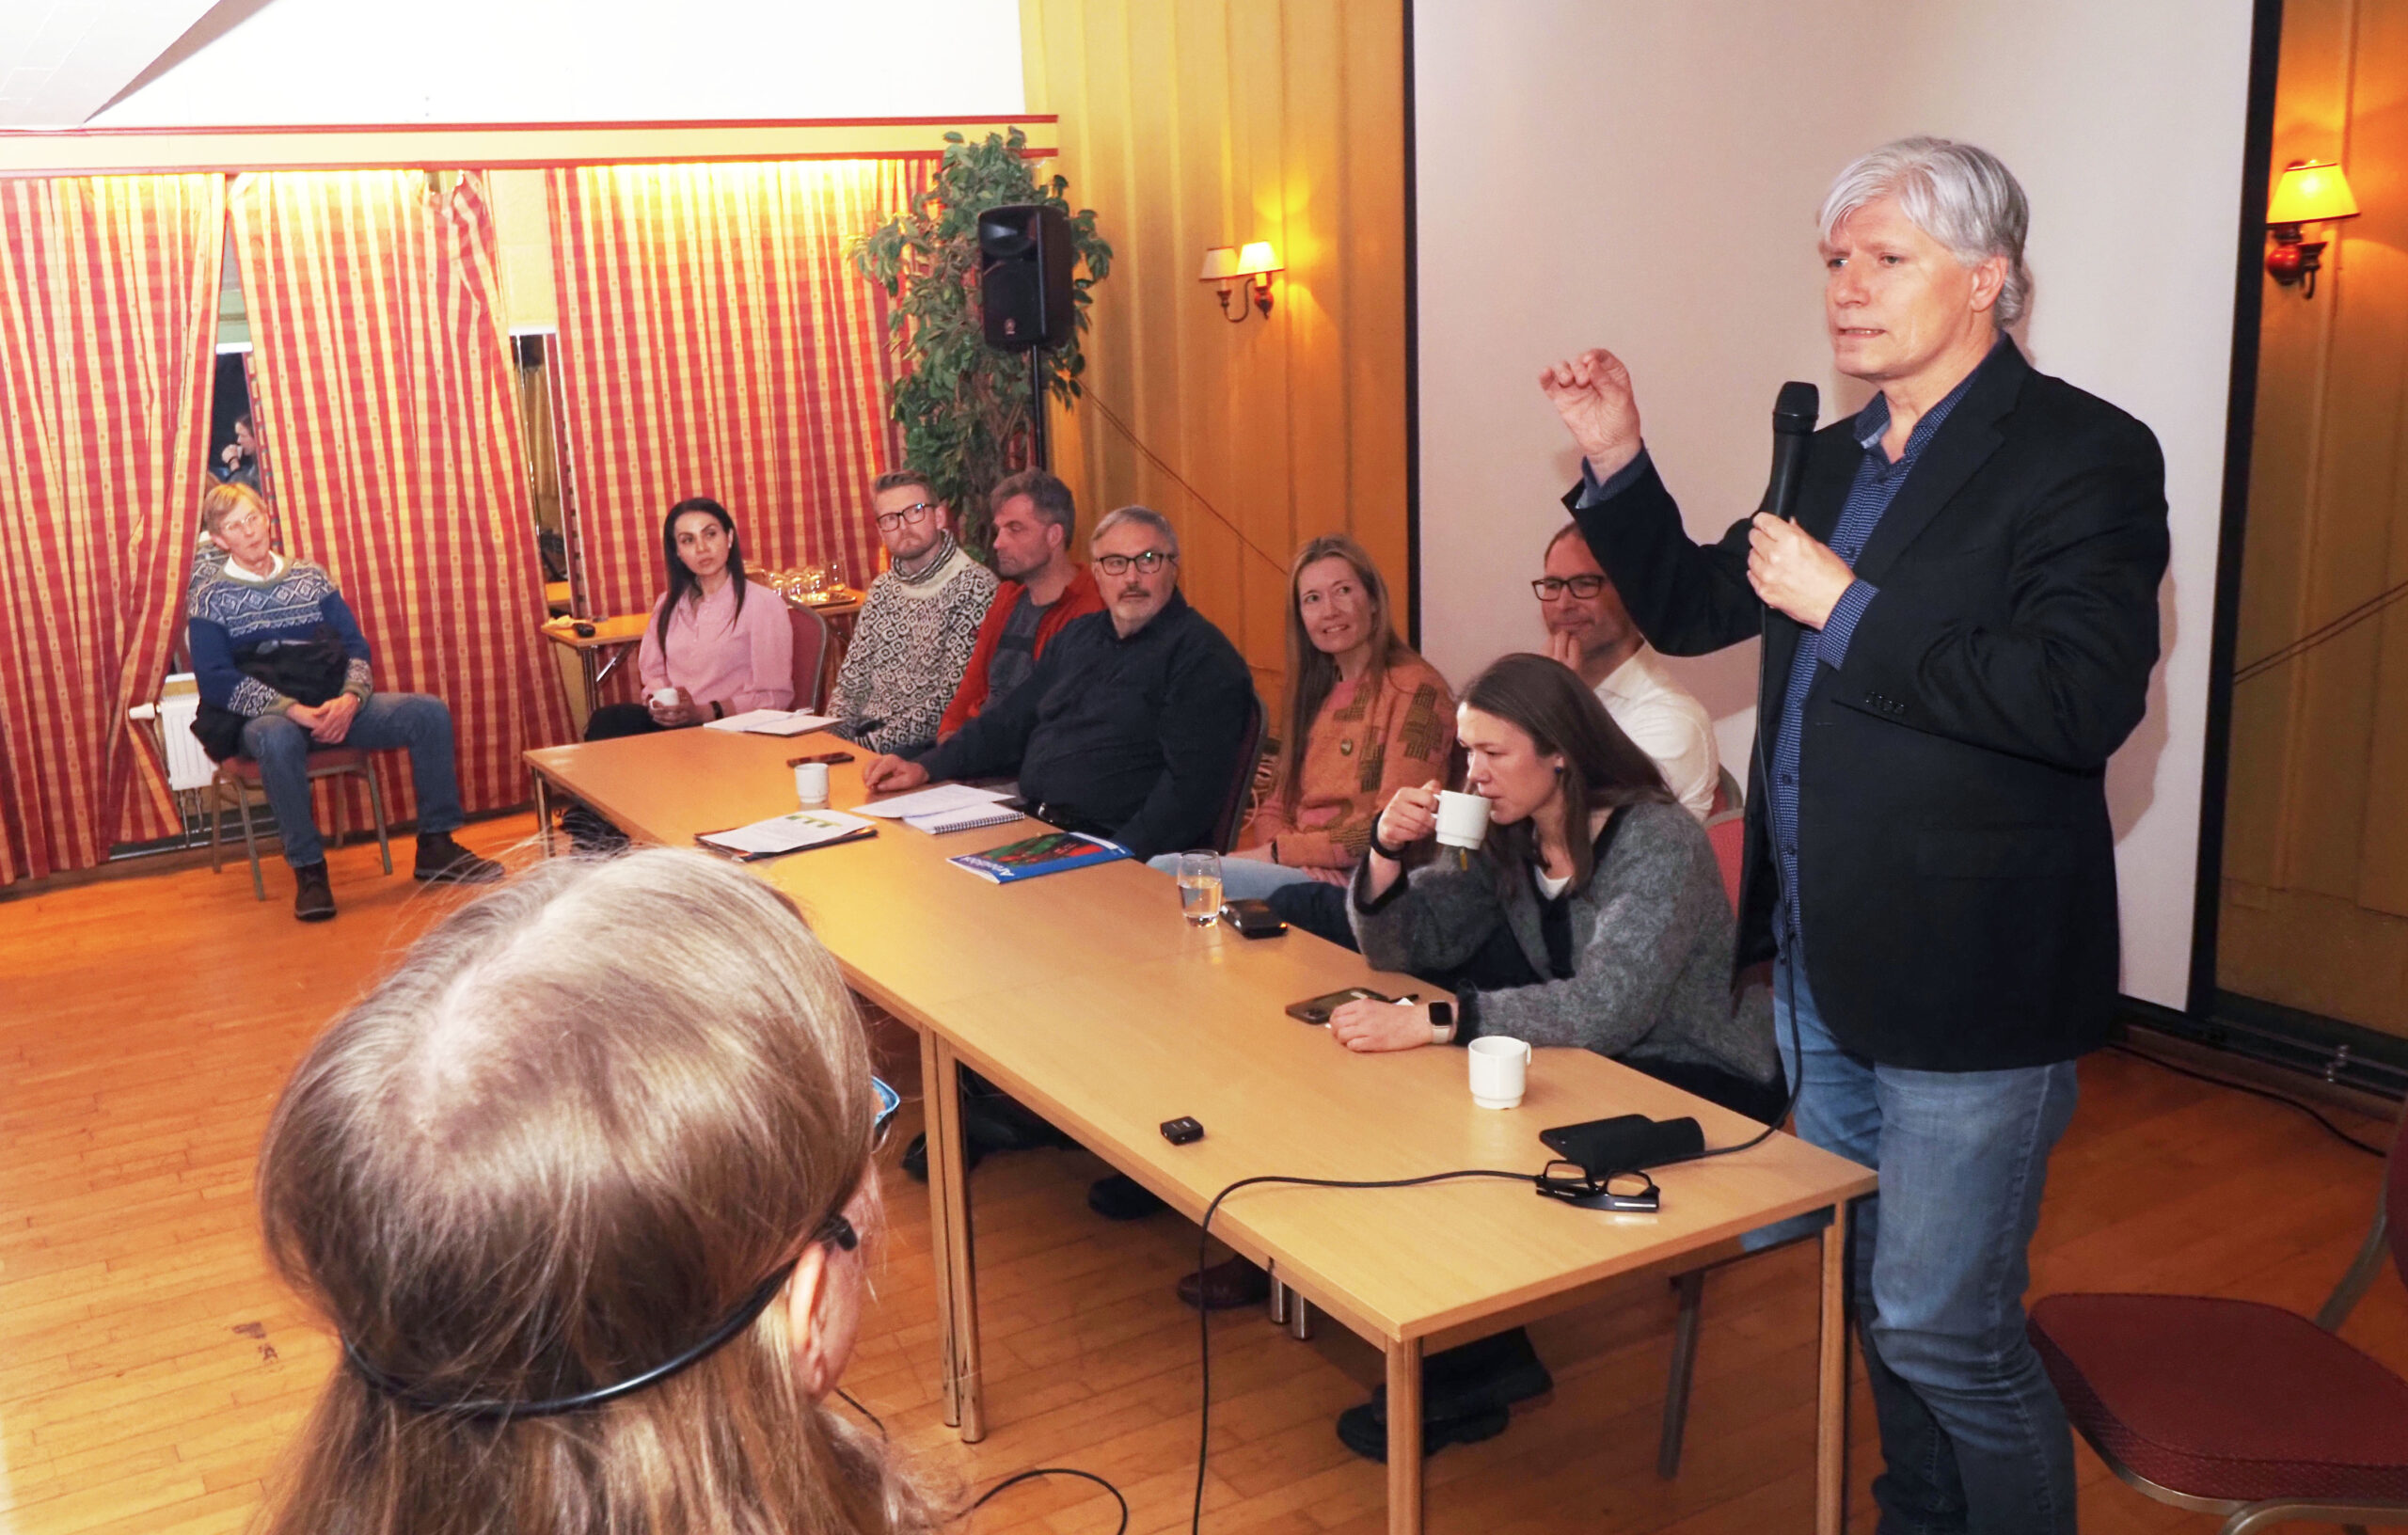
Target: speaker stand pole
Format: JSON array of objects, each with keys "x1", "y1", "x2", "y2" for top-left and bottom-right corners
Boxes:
[{"x1": 1026, "y1": 348, "x2": 1051, "y2": 471}]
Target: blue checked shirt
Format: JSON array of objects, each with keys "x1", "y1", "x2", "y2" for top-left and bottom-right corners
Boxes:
[{"x1": 1576, "y1": 350, "x2": 1989, "y2": 958}]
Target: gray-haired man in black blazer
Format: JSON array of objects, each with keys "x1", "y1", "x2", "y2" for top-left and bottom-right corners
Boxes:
[{"x1": 1543, "y1": 137, "x2": 2167, "y2": 1534}]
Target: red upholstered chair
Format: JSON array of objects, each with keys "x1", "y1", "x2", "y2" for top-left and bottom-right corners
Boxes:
[
  {"x1": 210, "y1": 749, "x2": 392, "y2": 900},
  {"x1": 1703, "y1": 807, "x2": 1745, "y2": 915},
  {"x1": 2029, "y1": 1108, "x2": 2408, "y2": 1535},
  {"x1": 787, "y1": 602, "x2": 831, "y2": 714}
]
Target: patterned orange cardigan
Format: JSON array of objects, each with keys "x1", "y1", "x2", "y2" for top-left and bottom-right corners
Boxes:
[{"x1": 1241, "y1": 654, "x2": 1454, "y2": 869}]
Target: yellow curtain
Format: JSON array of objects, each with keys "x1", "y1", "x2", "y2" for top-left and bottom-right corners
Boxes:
[
  {"x1": 546, "y1": 159, "x2": 928, "y2": 630},
  {"x1": 0, "y1": 174, "x2": 223, "y2": 882},
  {"x1": 230, "y1": 170, "x2": 571, "y2": 820}
]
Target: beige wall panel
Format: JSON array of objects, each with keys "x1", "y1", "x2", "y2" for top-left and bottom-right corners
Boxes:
[
  {"x1": 1022, "y1": 0, "x2": 1410, "y2": 711},
  {"x1": 2220, "y1": 0, "x2": 2408, "y2": 1025}
]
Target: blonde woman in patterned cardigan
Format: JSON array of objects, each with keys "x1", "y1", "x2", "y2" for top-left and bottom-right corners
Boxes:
[{"x1": 1152, "y1": 534, "x2": 1452, "y2": 899}]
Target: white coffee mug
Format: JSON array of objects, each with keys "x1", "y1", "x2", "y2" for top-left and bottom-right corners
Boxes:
[
  {"x1": 795, "y1": 761, "x2": 831, "y2": 809},
  {"x1": 651, "y1": 687, "x2": 682, "y2": 708},
  {"x1": 1434, "y1": 789, "x2": 1493, "y2": 850},
  {"x1": 1466, "y1": 1036, "x2": 1531, "y2": 1109}
]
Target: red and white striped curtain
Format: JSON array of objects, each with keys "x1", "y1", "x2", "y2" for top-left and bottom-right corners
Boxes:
[
  {"x1": 546, "y1": 159, "x2": 927, "y2": 627},
  {"x1": 0, "y1": 174, "x2": 223, "y2": 884},
  {"x1": 230, "y1": 170, "x2": 571, "y2": 823}
]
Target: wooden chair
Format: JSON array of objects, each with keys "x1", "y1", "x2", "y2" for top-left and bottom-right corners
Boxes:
[
  {"x1": 210, "y1": 748, "x2": 392, "y2": 900},
  {"x1": 787, "y1": 602, "x2": 831, "y2": 714},
  {"x1": 2027, "y1": 1108, "x2": 2408, "y2": 1534}
]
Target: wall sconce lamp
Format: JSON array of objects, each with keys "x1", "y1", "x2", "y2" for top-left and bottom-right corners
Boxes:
[
  {"x1": 1199, "y1": 241, "x2": 1284, "y2": 323},
  {"x1": 2266, "y1": 160, "x2": 2360, "y2": 299}
]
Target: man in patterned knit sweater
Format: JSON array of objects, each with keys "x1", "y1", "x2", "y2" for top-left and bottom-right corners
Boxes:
[
  {"x1": 829, "y1": 470, "x2": 998, "y2": 755},
  {"x1": 185, "y1": 485, "x2": 501, "y2": 922}
]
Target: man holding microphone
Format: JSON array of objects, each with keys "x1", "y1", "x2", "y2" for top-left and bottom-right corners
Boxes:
[{"x1": 1543, "y1": 137, "x2": 2167, "y2": 1532}]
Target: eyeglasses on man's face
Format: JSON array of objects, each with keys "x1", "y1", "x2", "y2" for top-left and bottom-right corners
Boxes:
[
  {"x1": 1531, "y1": 575, "x2": 1608, "y2": 602},
  {"x1": 219, "y1": 512, "x2": 268, "y2": 536},
  {"x1": 1097, "y1": 550, "x2": 1175, "y2": 577},
  {"x1": 875, "y1": 501, "x2": 939, "y2": 531}
]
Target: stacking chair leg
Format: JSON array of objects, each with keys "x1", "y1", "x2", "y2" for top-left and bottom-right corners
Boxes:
[
  {"x1": 207, "y1": 783, "x2": 225, "y2": 873},
  {"x1": 362, "y1": 764, "x2": 391, "y2": 874},
  {"x1": 236, "y1": 781, "x2": 267, "y2": 900},
  {"x1": 1659, "y1": 1269, "x2": 1708, "y2": 1479}
]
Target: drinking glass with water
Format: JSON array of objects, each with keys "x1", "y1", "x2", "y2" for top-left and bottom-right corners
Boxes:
[{"x1": 1177, "y1": 850, "x2": 1224, "y2": 926}]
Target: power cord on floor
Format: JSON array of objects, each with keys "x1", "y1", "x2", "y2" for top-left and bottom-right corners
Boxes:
[
  {"x1": 2111, "y1": 1042, "x2": 2391, "y2": 1158},
  {"x1": 836, "y1": 1385, "x2": 1128, "y2": 1534},
  {"x1": 968, "y1": 1466, "x2": 1129, "y2": 1534},
  {"x1": 1189, "y1": 1168, "x2": 1539, "y2": 1534}
]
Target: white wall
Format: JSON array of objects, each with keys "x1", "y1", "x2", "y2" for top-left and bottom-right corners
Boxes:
[
  {"x1": 1414, "y1": 0, "x2": 2255, "y2": 1010},
  {"x1": 91, "y1": 0, "x2": 1025, "y2": 125}
]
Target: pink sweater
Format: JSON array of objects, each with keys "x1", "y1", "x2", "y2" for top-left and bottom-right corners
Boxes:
[{"x1": 636, "y1": 579, "x2": 795, "y2": 714}]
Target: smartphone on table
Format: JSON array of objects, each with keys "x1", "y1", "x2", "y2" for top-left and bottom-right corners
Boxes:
[{"x1": 1285, "y1": 987, "x2": 1398, "y2": 1025}]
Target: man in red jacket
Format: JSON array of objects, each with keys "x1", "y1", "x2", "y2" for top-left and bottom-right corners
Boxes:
[{"x1": 932, "y1": 467, "x2": 1104, "y2": 742}]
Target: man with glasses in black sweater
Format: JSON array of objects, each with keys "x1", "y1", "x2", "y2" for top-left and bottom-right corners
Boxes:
[{"x1": 863, "y1": 503, "x2": 1254, "y2": 862}]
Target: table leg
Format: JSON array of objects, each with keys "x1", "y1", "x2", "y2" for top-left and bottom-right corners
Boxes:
[
  {"x1": 1386, "y1": 1337, "x2": 1423, "y2": 1535},
  {"x1": 919, "y1": 1028, "x2": 960, "y2": 1428},
  {"x1": 578, "y1": 650, "x2": 599, "y2": 719},
  {"x1": 1816, "y1": 1199, "x2": 1850, "y2": 1535},
  {"x1": 531, "y1": 771, "x2": 554, "y2": 859},
  {"x1": 930, "y1": 1037, "x2": 984, "y2": 1442}
]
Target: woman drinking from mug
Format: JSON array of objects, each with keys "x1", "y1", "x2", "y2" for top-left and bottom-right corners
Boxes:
[
  {"x1": 253, "y1": 849, "x2": 932, "y2": 1535},
  {"x1": 1313, "y1": 652, "x2": 1778, "y2": 1460},
  {"x1": 585, "y1": 496, "x2": 793, "y2": 738}
]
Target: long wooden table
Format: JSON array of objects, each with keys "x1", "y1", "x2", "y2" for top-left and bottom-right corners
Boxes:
[{"x1": 524, "y1": 728, "x2": 1877, "y2": 1534}]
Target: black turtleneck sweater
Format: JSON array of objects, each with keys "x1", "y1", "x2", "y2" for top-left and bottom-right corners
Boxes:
[{"x1": 912, "y1": 590, "x2": 1255, "y2": 859}]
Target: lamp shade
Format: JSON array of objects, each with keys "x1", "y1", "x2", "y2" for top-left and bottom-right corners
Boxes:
[
  {"x1": 1235, "y1": 241, "x2": 1284, "y2": 277},
  {"x1": 1198, "y1": 245, "x2": 1242, "y2": 282},
  {"x1": 2269, "y1": 161, "x2": 2360, "y2": 226}
]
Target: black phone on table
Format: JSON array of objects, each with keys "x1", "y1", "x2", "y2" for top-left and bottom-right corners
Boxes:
[{"x1": 1285, "y1": 987, "x2": 1397, "y2": 1024}]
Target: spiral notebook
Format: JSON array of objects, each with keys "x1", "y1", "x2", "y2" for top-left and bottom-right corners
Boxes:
[{"x1": 902, "y1": 804, "x2": 1024, "y2": 835}]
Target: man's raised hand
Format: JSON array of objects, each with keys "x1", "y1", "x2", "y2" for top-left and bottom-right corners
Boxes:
[{"x1": 1539, "y1": 347, "x2": 1643, "y2": 481}]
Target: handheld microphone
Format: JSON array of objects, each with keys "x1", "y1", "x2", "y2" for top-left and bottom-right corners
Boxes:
[{"x1": 1757, "y1": 381, "x2": 1821, "y2": 522}]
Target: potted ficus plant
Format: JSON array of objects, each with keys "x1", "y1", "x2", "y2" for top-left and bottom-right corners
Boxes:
[{"x1": 849, "y1": 128, "x2": 1112, "y2": 559}]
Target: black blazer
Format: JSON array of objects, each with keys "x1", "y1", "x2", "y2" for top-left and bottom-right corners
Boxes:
[{"x1": 1571, "y1": 340, "x2": 2168, "y2": 1070}]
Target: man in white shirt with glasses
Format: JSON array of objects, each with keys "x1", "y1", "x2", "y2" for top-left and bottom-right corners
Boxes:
[{"x1": 1535, "y1": 521, "x2": 1721, "y2": 818}]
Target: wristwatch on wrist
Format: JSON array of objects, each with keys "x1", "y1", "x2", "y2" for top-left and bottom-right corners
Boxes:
[
  {"x1": 1429, "y1": 1001, "x2": 1456, "y2": 1046},
  {"x1": 710, "y1": 700, "x2": 725, "y2": 720}
]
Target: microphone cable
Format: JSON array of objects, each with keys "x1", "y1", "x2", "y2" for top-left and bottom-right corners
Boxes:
[{"x1": 1187, "y1": 1167, "x2": 1542, "y2": 1534}]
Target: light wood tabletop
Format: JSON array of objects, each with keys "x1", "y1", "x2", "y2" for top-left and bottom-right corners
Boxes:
[{"x1": 523, "y1": 727, "x2": 1877, "y2": 1535}]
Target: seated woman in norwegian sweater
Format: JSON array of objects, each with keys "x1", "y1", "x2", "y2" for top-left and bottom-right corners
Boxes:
[
  {"x1": 1305, "y1": 651, "x2": 1778, "y2": 1461},
  {"x1": 585, "y1": 497, "x2": 793, "y2": 739},
  {"x1": 185, "y1": 483, "x2": 501, "y2": 923},
  {"x1": 1146, "y1": 533, "x2": 1451, "y2": 897}
]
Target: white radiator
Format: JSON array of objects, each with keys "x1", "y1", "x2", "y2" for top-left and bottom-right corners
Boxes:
[{"x1": 149, "y1": 676, "x2": 215, "y2": 793}]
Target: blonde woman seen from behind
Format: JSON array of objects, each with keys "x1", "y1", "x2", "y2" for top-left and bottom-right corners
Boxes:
[{"x1": 254, "y1": 849, "x2": 931, "y2": 1535}]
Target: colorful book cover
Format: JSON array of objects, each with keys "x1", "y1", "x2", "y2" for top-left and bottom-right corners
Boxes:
[{"x1": 947, "y1": 831, "x2": 1131, "y2": 884}]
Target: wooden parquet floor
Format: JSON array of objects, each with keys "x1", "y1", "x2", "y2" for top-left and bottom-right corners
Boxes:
[{"x1": 4, "y1": 814, "x2": 2403, "y2": 1534}]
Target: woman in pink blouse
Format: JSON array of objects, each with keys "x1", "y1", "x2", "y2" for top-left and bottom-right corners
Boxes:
[{"x1": 585, "y1": 498, "x2": 794, "y2": 738}]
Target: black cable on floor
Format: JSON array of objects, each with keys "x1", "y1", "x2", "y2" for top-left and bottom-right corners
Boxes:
[
  {"x1": 2111, "y1": 1042, "x2": 2391, "y2": 1158},
  {"x1": 1190, "y1": 1168, "x2": 1537, "y2": 1535},
  {"x1": 832, "y1": 1385, "x2": 884, "y2": 1438},
  {"x1": 968, "y1": 1466, "x2": 1128, "y2": 1534}
]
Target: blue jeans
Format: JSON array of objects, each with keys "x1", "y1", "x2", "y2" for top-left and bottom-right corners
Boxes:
[
  {"x1": 1143, "y1": 853, "x2": 1319, "y2": 900},
  {"x1": 239, "y1": 693, "x2": 467, "y2": 868},
  {"x1": 1771, "y1": 964, "x2": 2080, "y2": 1535}
]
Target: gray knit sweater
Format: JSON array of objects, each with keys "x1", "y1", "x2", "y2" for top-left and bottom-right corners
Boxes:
[{"x1": 1349, "y1": 799, "x2": 1775, "y2": 1092}]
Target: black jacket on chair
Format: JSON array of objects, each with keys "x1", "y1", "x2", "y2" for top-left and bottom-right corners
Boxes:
[{"x1": 1570, "y1": 340, "x2": 2168, "y2": 1072}]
